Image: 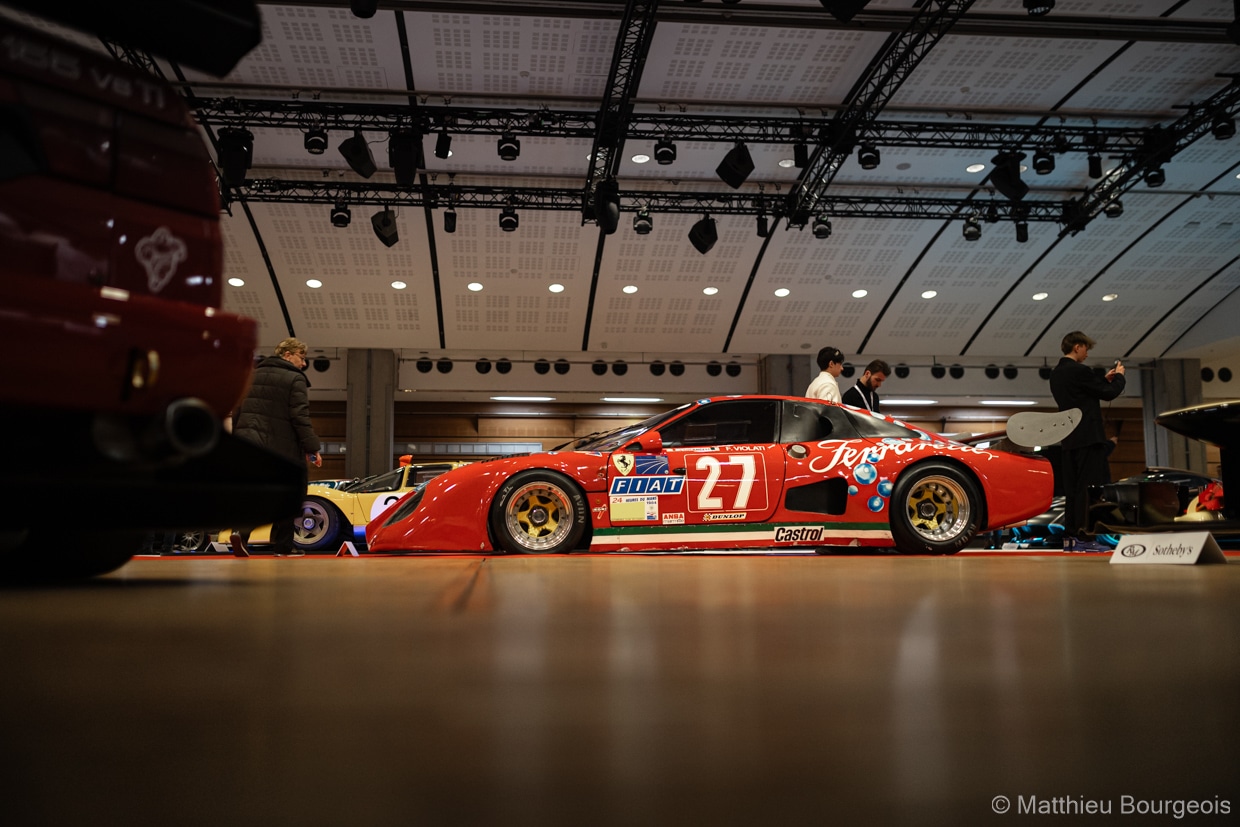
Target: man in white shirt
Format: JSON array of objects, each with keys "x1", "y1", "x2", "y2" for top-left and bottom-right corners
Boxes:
[{"x1": 805, "y1": 346, "x2": 845, "y2": 403}]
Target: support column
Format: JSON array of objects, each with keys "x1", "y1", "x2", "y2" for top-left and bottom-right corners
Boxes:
[
  {"x1": 760, "y1": 354, "x2": 812, "y2": 396},
  {"x1": 1141, "y1": 358, "x2": 1206, "y2": 474},
  {"x1": 345, "y1": 348, "x2": 396, "y2": 479}
]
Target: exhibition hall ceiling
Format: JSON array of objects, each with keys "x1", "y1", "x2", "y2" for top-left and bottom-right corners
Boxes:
[{"x1": 6, "y1": 1, "x2": 1240, "y2": 402}]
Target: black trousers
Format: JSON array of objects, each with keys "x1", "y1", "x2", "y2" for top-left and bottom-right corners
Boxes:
[{"x1": 1061, "y1": 442, "x2": 1112, "y2": 537}]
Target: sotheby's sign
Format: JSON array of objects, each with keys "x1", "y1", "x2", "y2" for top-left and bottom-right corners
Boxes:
[{"x1": 1109, "y1": 532, "x2": 1227, "y2": 565}]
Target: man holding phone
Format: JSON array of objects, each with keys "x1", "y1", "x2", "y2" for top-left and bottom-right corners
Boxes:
[{"x1": 1049, "y1": 331, "x2": 1127, "y2": 549}]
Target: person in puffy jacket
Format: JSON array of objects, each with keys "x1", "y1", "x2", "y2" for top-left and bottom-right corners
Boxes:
[{"x1": 232, "y1": 337, "x2": 322, "y2": 556}]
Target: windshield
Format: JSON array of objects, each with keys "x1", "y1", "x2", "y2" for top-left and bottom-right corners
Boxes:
[{"x1": 572, "y1": 404, "x2": 692, "y2": 452}]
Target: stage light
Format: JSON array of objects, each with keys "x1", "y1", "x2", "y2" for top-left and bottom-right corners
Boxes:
[
  {"x1": 350, "y1": 0, "x2": 378, "y2": 18},
  {"x1": 435, "y1": 130, "x2": 452, "y2": 159},
  {"x1": 716, "y1": 143, "x2": 754, "y2": 189},
  {"x1": 812, "y1": 214, "x2": 832, "y2": 239},
  {"x1": 443, "y1": 207, "x2": 457, "y2": 233},
  {"x1": 688, "y1": 214, "x2": 718, "y2": 254},
  {"x1": 962, "y1": 215, "x2": 981, "y2": 241},
  {"x1": 633, "y1": 208, "x2": 653, "y2": 235},
  {"x1": 857, "y1": 144, "x2": 880, "y2": 170},
  {"x1": 330, "y1": 203, "x2": 350, "y2": 228},
  {"x1": 497, "y1": 132, "x2": 520, "y2": 161},
  {"x1": 1143, "y1": 166, "x2": 1166, "y2": 187},
  {"x1": 1015, "y1": 219, "x2": 1029, "y2": 243},
  {"x1": 990, "y1": 152, "x2": 1028, "y2": 201},
  {"x1": 1032, "y1": 149, "x2": 1054, "y2": 175},
  {"x1": 499, "y1": 204, "x2": 519, "y2": 232},
  {"x1": 1104, "y1": 199, "x2": 1123, "y2": 218},
  {"x1": 1087, "y1": 152, "x2": 1102, "y2": 179},
  {"x1": 1023, "y1": 0, "x2": 1054, "y2": 16},
  {"x1": 1211, "y1": 113, "x2": 1235, "y2": 141},
  {"x1": 793, "y1": 142, "x2": 808, "y2": 169},
  {"x1": 756, "y1": 213, "x2": 769, "y2": 238},
  {"x1": 339, "y1": 130, "x2": 377, "y2": 178},
  {"x1": 371, "y1": 208, "x2": 398, "y2": 247},
  {"x1": 654, "y1": 137, "x2": 676, "y2": 165},
  {"x1": 303, "y1": 127, "x2": 328, "y2": 155},
  {"x1": 389, "y1": 129, "x2": 418, "y2": 187},
  {"x1": 593, "y1": 178, "x2": 620, "y2": 235},
  {"x1": 216, "y1": 127, "x2": 253, "y2": 186}
]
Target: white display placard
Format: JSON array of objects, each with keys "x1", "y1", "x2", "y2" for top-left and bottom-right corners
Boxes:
[{"x1": 1109, "y1": 532, "x2": 1228, "y2": 565}]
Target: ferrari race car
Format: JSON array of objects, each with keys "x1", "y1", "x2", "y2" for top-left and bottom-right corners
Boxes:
[
  {"x1": 223, "y1": 462, "x2": 465, "y2": 552},
  {"x1": 367, "y1": 396, "x2": 1055, "y2": 556}
]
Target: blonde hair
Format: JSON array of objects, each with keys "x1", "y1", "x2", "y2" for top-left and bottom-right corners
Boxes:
[{"x1": 274, "y1": 337, "x2": 307, "y2": 357}]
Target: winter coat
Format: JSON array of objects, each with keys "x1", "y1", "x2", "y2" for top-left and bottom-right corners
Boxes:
[
  {"x1": 1049, "y1": 356, "x2": 1125, "y2": 449},
  {"x1": 233, "y1": 356, "x2": 321, "y2": 463}
]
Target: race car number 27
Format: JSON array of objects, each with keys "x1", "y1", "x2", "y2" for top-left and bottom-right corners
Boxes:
[{"x1": 694, "y1": 453, "x2": 760, "y2": 511}]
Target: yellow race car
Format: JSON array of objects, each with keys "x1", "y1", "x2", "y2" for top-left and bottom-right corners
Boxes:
[{"x1": 223, "y1": 462, "x2": 465, "y2": 552}]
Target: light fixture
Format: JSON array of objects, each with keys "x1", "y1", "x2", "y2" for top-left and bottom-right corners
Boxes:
[
  {"x1": 339, "y1": 130, "x2": 377, "y2": 178},
  {"x1": 857, "y1": 144, "x2": 880, "y2": 170},
  {"x1": 330, "y1": 202, "x2": 351, "y2": 228},
  {"x1": 593, "y1": 178, "x2": 620, "y2": 235},
  {"x1": 391, "y1": 281, "x2": 406, "y2": 289},
  {"x1": 963, "y1": 215, "x2": 981, "y2": 241},
  {"x1": 1143, "y1": 166, "x2": 1166, "y2": 187},
  {"x1": 818, "y1": 1, "x2": 872, "y2": 24},
  {"x1": 306, "y1": 279, "x2": 323, "y2": 289},
  {"x1": 985, "y1": 202, "x2": 1000, "y2": 224},
  {"x1": 985, "y1": 365, "x2": 1001, "y2": 379},
  {"x1": 633, "y1": 208, "x2": 653, "y2": 235},
  {"x1": 371, "y1": 208, "x2": 398, "y2": 247},
  {"x1": 228, "y1": 277, "x2": 245, "y2": 287},
  {"x1": 756, "y1": 213, "x2": 769, "y2": 238},
  {"x1": 349, "y1": 0, "x2": 378, "y2": 17},
  {"x1": 497, "y1": 132, "x2": 520, "y2": 161},
  {"x1": 883, "y1": 399, "x2": 938, "y2": 406},
  {"x1": 793, "y1": 142, "x2": 809, "y2": 168},
  {"x1": 435, "y1": 130, "x2": 452, "y2": 159},
  {"x1": 303, "y1": 127, "x2": 328, "y2": 155},
  {"x1": 688, "y1": 214, "x2": 718, "y2": 254},
  {"x1": 216, "y1": 127, "x2": 253, "y2": 185},
  {"x1": 443, "y1": 207, "x2": 457, "y2": 233},
  {"x1": 602, "y1": 397, "x2": 663, "y2": 403},
  {"x1": 622, "y1": 285, "x2": 638, "y2": 295},
  {"x1": 1032, "y1": 292, "x2": 1048, "y2": 301},
  {"x1": 654, "y1": 137, "x2": 676, "y2": 165},
  {"x1": 1087, "y1": 152, "x2": 1102, "y2": 179},
  {"x1": 1032, "y1": 149, "x2": 1054, "y2": 175},
  {"x1": 812, "y1": 214, "x2": 832, "y2": 239},
  {"x1": 931, "y1": 364, "x2": 946, "y2": 379},
  {"x1": 981, "y1": 399, "x2": 1037, "y2": 406},
  {"x1": 921, "y1": 290, "x2": 937, "y2": 299},
  {"x1": 1102, "y1": 293, "x2": 1118, "y2": 302},
  {"x1": 703, "y1": 287, "x2": 719, "y2": 296},
  {"x1": 949, "y1": 364, "x2": 965, "y2": 379},
  {"x1": 774, "y1": 288, "x2": 790, "y2": 297},
  {"x1": 1023, "y1": 0, "x2": 1054, "y2": 16},
  {"x1": 716, "y1": 143, "x2": 754, "y2": 188},
  {"x1": 1104, "y1": 200, "x2": 1123, "y2": 218},
  {"x1": 548, "y1": 283, "x2": 565, "y2": 293},
  {"x1": 631, "y1": 154, "x2": 650, "y2": 164},
  {"x1": 467, "y1": 282, "x2": 483, "y2": 292},
  {"x1": 499, "y1": 204, "x2": 519, "y2": 232},
  {"x1": 894, "y1": 364, "x2": 910, "y2": 379},
  {"x1": 492, "y1": 396, "x2": 555, "y2": 402},
  {"x1": 1003, "y1": 365, "x2": 1019, "y2": 379},
  {"x1": 966, "y1": 163, "x2": 986, "y2": 174},
  {"x1": 990, "y1": 151, "x2": 1028, "y2": 201},
  {"x1": 1015, "y1": 218, "x2": 1029, "y2": 243},
  {"x1": 778, "y1": 158, "x2": 796, "y2": 169},
  {"x1": 389, "y1": 129, "x2": 418, "y2": 187},
  {"x1": 852, "y1": 289, "x2": 867, "y2": 298},
  {"x1": 1212, "y1": 113, "x2": 1236, "y2": 140}
]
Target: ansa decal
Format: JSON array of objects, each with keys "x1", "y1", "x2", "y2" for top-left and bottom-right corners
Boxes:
[{"x1": 808, "y1": 438, "x2": 994, "y2": 474}]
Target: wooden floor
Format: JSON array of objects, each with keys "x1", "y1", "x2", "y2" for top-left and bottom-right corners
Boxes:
[{"x1": 2, "y1": 553, "x2": 1238, "y2": 825}]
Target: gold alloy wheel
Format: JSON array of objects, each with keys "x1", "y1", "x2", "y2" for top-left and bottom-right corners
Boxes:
[
  {"x1": 503, "y1": 481, "x2": 573, "y2": 552},
  {"x1": 904, "y1": 474, "x2": 972, "y2": 544}
]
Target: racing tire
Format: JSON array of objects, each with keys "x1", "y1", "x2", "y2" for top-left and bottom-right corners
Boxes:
[
  {"x1": 890, "y1": 462, "x2": 982, "y2": 555},
  {"x1": 0, "y1": 531, "x2": 138, "y2": 584},
  {"x1": 489, "y1": 470, "x2": 588, "y2": 554},
  {"x1": 293, "y1": 496, "x2": 348, "y2": 552},
  {"x1": 172, "y1": 529, "x2": 211, "y2": 553}
]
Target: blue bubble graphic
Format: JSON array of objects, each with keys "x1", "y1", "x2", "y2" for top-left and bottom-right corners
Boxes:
[
  {"x1": 848, "y1": 484, "x2": 859, "y2": 496},
  {"x1": 854, "y1": 463, "x2": 877, "y2": 485},
  {"x1": 877, "y1": 479, "x2": 893, "y2": 498},
  {"x1": 867, "y1": 495, "x2": 886, "y2": 512}
]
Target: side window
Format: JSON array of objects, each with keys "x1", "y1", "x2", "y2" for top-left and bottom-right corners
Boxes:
[
  {"x1": 659, "y1": 400, "x2": 778, "y2": 447},
  {"x1": 779, "y1": 400, "x2": 861, "y2": 443}
]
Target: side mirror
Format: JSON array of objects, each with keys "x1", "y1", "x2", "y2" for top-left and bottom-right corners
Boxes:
[{"x1": 626, "y1": 431, "x2": 663, "y2": 454}]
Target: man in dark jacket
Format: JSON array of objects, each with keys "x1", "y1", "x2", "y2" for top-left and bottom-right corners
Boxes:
[
  {"x1": 232, "y1": 337, "x2": 322, "y2": 556},
  {"x1": 1049, "y1": 331, "x2": 1126, "y2": 546},
  {"x1": 842, "y1": 359, "x2": 890, "y2": 413}
]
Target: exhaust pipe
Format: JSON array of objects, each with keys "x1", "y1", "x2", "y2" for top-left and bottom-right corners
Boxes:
[
  {"x1": 157, "y1": 398, "x2": 220, "y2": 459},
  {"x1": 92, "y1": 398, "x2": 220, "y2": 463}
]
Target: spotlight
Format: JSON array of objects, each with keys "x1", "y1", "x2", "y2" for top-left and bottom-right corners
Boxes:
[
  {"x1": 313, "y1": 357, "x2": 331, "y2": 373},
  {"x1": 688, "y1": 214, "x2": 718, "y2": 254},
  {"x1": 1104, "y1": 200, "x2": 1123, "y2": 219},
  {"x1": 990, "y1": 151, "x2": 1028, "y2": 201},
  {"x1": 1032, "y1": 149, "x2": 1054, "y2": 175},
  {"x1": 931, "y1": 364, "x2": 946, "y2": 379},
  {"x1": 895, "y1": 364, "x2": 910, "y2": 379},
  {"x1": 818, "y1": 1, "x2": 871, "y2": 23},
  {"x1": 499, "y1": 204, "x2": 519, "y2": 232},
  {"x1": 349, "y1": 0, "x2": 378, "y2": 17},
  {"x1": 388, "y1": 129, "x2": 418, "y2": 187},
  {"x1": 534, "y1": 359, "x2": 550, "y2": 375},
  {"x1": 497, "y1": 132, "x2": 520, "y2": 161},
  {"x1": 339, "y1": 130, "x2": 377, "y2": 178},
  {"x1": 554, "y1": 359, "x2": 571, "y2": 375},
  {"x1": 416, "y1": 358, "x2": 433, "y2": 373},
  {"x1": 649, "y1": 360, "x2": 666, "y2": 376},
  {"x1": 1039, "y1": 365, "x2": 1053, "y2": 381},
  {"x1": 857, "y1": 144, "x2": 880, "y2": 170},
  {"x1": 330, "y1": 203, "x2": 351, "y2": 228},
  {"x1": 476, "y1": 359, "x2": 492, "y2": 375},
  {"x1": 1023, "y1": 0, "x2": 1054, "y2": 15},
  {"x1": 949, "y1": 364, "x2": 965, "y2": 379},
  {"x1": 726, "y1": 361, "x2": 741, "y2": 377},
  {"x1": 1015, "y1": 219, "x2": 1029, "y2": 243},
  {"x1": 612, "y1": 360, "x2": 628, "y2": 376},
  {"x1": 437, "y1": 358, "x2": 452, "y2": 374},
  {"x1": 216, "y1": 127, "x2": 253, "y2": 186},
  {"x1": 716, "y1": 143, "x2": 754, "y2": 189},
  {"x1": 669, "y1": 360, "x2": 685, "y2": 377},
  {"x1": 1003, "y1": 365, "x2": 1019, "y2": 379},
  {"x1": 1212, "y1": 113, "x2": 1235, "y2": 141},
  {"x1": 592, "y1": 360, "x2": 607, "y2": 376},
  {"x1": 962, "y1": 215, "x2": 981, "y2": 241},
  {"x1": 793, "y1": 142, "x2": 809, "y2": 169},
  {"x1": 654, "y1": 137, "x2": 677, "y2": 165},
  {"x1": 435, "y1": 130, "x2": 452, "y2": 159},
  {"x1": 443, "y1": 207, "x2": 457, "y2": 233},
  {"x1": 985, "y1": 365, "x2": 1000, "y2": 379},
  {"x1": 593, "y1": 178, "x2": 620, "y2": 235},
  {"x1": 303, "y1": 127, "x2": 328, "y2": 155},
  {"x1": 496, "y1": 358, "x2": 512, "y2": 375},
  {"x1": 633, "y1": 208, "x2": 653, "y2": 235},
  {"x1": 1087, "y1": 152, "x2": 1102, "y2": 179},
  {"x1": 985, "y1": 202, "x2": 1000, "y2": 224},
  {"x1": 1143, "y1": 166, "x2": 1166, "y2": 187},
  {"x1": 706, "y1": 361, "x2": 722, "y2": 377},
  {"x1": 371, "y1": 208, "x2": 398, "y2": 247},
  {"x1": 812, "y1": 214, "x2": 832, "y2": 239},
  {"x1": 756, "y1": 213, "x2": 769, "y2": 238}
]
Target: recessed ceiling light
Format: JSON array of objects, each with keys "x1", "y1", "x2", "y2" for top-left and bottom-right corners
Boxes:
[
  {"x1": 549, "y1": 283, "x2": 565, "y2": 293},
  {"x1": 980, "y1": 400, "x2": 1038, "y2": 406},
  {"x1": 468, "y1": 282, "x2": 484, "y2": 291},
  {"x1": 852, "y1": 289, "x2": 868, "y2": 298},
  {"x1": 622, "y1": 285, "x2": 638, "y2": 294},
  {"x1": 1032, "y1": 292, "x2": 1048, "y2": 301},
  {"x1": 491, "y1": 396, "x2": 555, "y2": 402},
  {"x1": 602, "y1": 397, "x2": 663, "y2": 403},
  {"x1": 774, "y1": 288, "x2": 790, "y2": 297},
  {"x1": 967, "y1": 163, "x2": 986, "y2": 174},
  {"x1": 632, "y1": 153, "x2": 651, "y2": 164},
  {"x1": 1102, "y1": 293, "x2": 1118, "y2": 302},
  {"x1": 921, "y1": 290, "x2": 937, "y2": 299},
  {"x1": 391, "y1": 280, "x2": 407, "y2": 290},
  {"x1": 306, "y1": 279, "x2": 323, "y2": 288},
  {"x1": 703, "y1": 286, "x2": 719, "y2": 295},
  {"x1": 778, "y1": 158, "x2": 796, "y2": 168},
  {"x1": 228, "y1": 277, "x2": 245, "y2": 287},
  {"x1": 884, "y1": 399, "x2": 938, "y2": 406}
]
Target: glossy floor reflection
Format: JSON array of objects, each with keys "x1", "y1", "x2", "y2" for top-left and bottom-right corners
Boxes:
[{"x1": 2, "y1": 555, "x2": 1237, "y2": 825}]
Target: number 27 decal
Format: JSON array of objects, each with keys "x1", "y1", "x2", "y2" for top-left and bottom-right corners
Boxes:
[{"x1": 694, "y1": 453, "x2": 759, "y2": 511}]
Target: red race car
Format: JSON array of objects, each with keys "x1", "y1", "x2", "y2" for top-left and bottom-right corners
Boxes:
[{"x1": 368, "y1": 396, "x2": 1055, "y2": 556}]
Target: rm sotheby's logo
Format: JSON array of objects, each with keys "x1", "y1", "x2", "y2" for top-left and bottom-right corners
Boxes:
[{"x1": 1120, "y1": 543, "x2": 1146, "y2": 558}]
